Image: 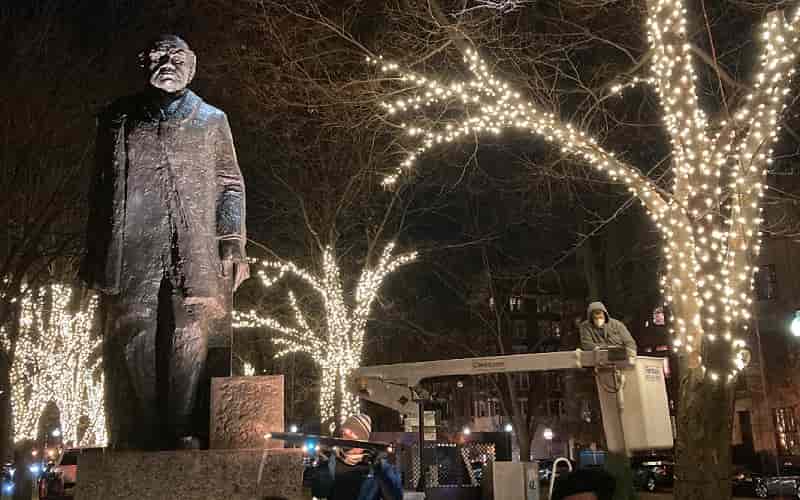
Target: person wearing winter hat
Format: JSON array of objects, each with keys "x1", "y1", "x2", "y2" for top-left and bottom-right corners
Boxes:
[
  {"x1": 338, "y1": 414, "x2": 372, "y2": 465},
  {"x1": 310, "y1": 414, "x2": 402, "y2": 500},
  {"x1": 579, "y1": 301, "x2": 637, "y2": 357},
  {"x1": 578, "y1": 302, "x2": 638, "y2": 500}
]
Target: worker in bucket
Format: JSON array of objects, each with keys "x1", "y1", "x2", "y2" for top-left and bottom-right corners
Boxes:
[
  {"x1": 579, "y1": 301, "x2": 638, "y2": 500},
  {"x1": 310, "y1": 414, "x2": 402, "y2": 500},
  {"x1": 579, "y1": 302, "x2": 637, "y2": 357}
]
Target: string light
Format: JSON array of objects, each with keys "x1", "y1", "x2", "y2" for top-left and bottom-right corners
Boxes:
[
  {"x1": 1, "y1": 284, "x2": 107, "y2": 446},
  {"x1": 243, "y1": 361, "x2": 256, "y2": 376},
  {"x1": 234, "y1": 242, "x2": 416, "y2": 428},
  {"x1": 370, "y1": 0, "x2": 800, "y2": 382}
]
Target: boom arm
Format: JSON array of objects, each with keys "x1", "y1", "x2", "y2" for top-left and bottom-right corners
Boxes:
[
  {"x1": 352, "y1": 348, "x2": 673, "y2": 453},
  {"x1": 352, "y1": 349, "x2": 625, "y2": 416}
]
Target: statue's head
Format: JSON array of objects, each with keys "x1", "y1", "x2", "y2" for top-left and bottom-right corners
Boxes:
[{"x1": 139, "y1": 34, "x2": 196, "y2": 93}]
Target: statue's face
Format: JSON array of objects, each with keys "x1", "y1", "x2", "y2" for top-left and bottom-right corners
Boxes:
[{"x1": 143, "y1": 38, "x2": 195, "y2": 93}]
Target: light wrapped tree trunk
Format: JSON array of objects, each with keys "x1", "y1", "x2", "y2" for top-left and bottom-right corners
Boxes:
[
  {"x1": 234, "y1": 243, "x2": 416, "y2": 431},
  {"x1": 674, "y1": 365, "x2": 735, "y2": 499}
]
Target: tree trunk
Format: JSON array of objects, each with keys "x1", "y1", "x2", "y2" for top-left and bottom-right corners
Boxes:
[
  {"x1": 673, "y1": 365, "x2": 735, "y2": 500},
  {"x1": 12, "y1": 440, "x2": 35, "y2": 500},
  {"x1": 514, "y1": 414, "x2": 531, "y2": 462},
  {"x1": 0, "y1": 354, "x2": 10, "y2": 462}
]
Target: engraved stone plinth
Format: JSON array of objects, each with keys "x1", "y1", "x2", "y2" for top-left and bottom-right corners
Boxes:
[
  {"x1": 210, "y1": 375, "x2": 284, "y2": 449},
  {"x1": 74, "y1": 448, "x2": 304, "y2": 500}
]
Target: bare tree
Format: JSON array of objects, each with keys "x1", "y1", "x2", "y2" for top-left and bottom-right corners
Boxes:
[
  {"x1": 370, "y1": 1, "x2": 800, "y2": 498},
  {"x1": 235, "y1": 243, "x2": 416, "y2": 429}
]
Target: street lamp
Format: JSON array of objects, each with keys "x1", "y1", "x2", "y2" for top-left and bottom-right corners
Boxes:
[
  {"x1": 544, "y1": 428, "x2": 554, "y2": 458},
  {"x1": 791, "y1": 310, "x2": 800, "y2": 337},
  {"x1": 51, "y1": 429, "x2": 61, "y2": 438},
  {"x1": 289, "y1": 424, "x2": 298, "y2": 433},
  {"x1": 463, "y1": 426, "x2": 471, "y2": 436},
  {"x1": 504, "y1": 423, "x2": 513, "y2": 433}
]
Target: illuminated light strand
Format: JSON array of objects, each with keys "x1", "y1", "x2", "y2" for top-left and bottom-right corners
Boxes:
[
  {"x1": 370, "y1": 0, "x2": 800, "y2": 382},
  {"x1": 1, "y1": 284, "x2": 107, "y2": 446},
  {"x1": 243, "y1": 361, "x2": 256, "y2": 376},
  {"x1": 234, "y1": 243, "x2": 417, "y2": 428}
]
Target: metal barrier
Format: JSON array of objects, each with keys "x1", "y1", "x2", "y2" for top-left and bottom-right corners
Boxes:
[
  {"x1": 547, "y1": 457, "x2": 573, "y2": 500},
  {"x1": 402, "y1": 441, "x2": 496, "y2": 489}
]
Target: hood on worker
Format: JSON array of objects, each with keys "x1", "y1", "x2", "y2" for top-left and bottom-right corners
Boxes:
[{"x1": 587, "y1": 301, "x2": 609, "y2": 321}]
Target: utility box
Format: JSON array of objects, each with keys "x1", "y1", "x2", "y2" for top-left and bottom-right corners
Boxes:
[
  {"x1": 483, "y1": 461, "x2": 539, "y2": 500},
  {"x1": 597, "y1": 356, "x2": 673, "y2": 452}
]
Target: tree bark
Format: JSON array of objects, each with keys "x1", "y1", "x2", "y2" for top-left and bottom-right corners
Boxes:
[
  {"x1": 12, "y1": 440, "x2": 35, "y2": 500},
  {"x1": 673, "y1": 364, "x2": 735, "y2": 500},
  {"x1": 514, "y1": 414, "x2": 531, "y2": 462},
  {"x1": 0, "y1": 353, "x2": 10, "y2": 462}
]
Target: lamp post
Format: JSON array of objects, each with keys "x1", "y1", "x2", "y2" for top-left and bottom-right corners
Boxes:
[
  {"x1": 544, "y1": 428, "x2": 554, "y2": 458},
  {"x1": 791, "y1": 310, "x2": 800, "y2": 337},
  {"x1": 504, "y1": 423, "x2": 514, "y2": 462}
]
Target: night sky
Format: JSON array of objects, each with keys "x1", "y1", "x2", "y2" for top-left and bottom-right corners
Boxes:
[{"x1": 2, "y1": 0, "x2": 798, "y2": 366}]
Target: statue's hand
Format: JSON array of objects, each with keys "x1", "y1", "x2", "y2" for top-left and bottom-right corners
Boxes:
[{"x1": 220, "y1": 239, "x2": 249, "y2": 290}]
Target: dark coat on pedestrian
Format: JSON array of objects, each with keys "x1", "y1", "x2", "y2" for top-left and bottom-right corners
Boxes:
[{"x1": 311, "y1": 453, "x2": 403, "y2": 500}]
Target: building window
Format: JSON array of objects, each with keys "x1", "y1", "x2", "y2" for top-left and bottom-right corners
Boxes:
[
  {"x1": 517, "y1": 373, "x2": 531, "y2": 392},
  {"x1": 513, "y1": 320, "x2": 527, "y2": 340},
  {"x1": 488, "y1": 398, "x2": 501, "y2": 417},
  {"x1": 775, "y1": 407, "x2": 800, "y2": 455},
  {"x1": 518, "y1": 398, "x2": 528, "y2": 419},
  {"x1": 509, "y1": 296, "x2": 523, "y2": 312},
  {"x1": 475, "y1": 400, "x2": 488, "y2": 418},
  {"x1": 546, "y1": 399, "x2": 566, "y2": 418},
  {"x1": 755, "y1": 264, "x2": 778, "y2": 300}
]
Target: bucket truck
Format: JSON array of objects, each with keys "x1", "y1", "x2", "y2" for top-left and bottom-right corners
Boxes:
[{"x1": 351, "y1": 347, "x2": 673, "y2": 499}]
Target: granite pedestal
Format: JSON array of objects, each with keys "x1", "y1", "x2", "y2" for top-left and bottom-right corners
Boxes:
[
  {"x1": 73, "y1": 447, "x2": 305, "y2": 500},
  {"x1": 211, "y1": 375, "x2": 284, "y2": 449},
  {"x1": 76, "y1": 375, "x2": 295, "y2": 499}
]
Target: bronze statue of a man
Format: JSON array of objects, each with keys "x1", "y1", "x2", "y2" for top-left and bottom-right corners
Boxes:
[{"x1": 81, "y1": 35, "x2": 248, "y2": 449}]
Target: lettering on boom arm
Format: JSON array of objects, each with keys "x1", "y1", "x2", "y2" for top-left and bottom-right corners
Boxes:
[{"x1": 471, "y1": 360, "x2": 506, "y2": 371}]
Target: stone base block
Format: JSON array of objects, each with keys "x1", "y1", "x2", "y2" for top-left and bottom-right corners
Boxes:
[
  {"x1": 74, "y1": 448, "x2": 305, "y2": 500},
  {"x1": 211, "y1": 375, "x2": 284, "y2": 449}
]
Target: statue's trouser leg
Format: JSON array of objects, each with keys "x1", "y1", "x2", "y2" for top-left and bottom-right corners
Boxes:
[
  {"x1": 107, "y1": 289, "x2": 161, "y2": 449},
  {"x1": 168, "y1": 293, "x2": 210, "y2": 442}
]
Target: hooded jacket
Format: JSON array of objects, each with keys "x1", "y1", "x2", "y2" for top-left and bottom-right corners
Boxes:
[{"x1": 579, "y1": 302, "x2": 637, "y2": 356}]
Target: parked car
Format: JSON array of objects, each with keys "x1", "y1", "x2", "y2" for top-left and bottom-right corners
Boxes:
[
  {"x1": 1, "y1": 463, "x2": 14, "y2": 497},
  {"x1": 631, "y1": 456, "x2": 674, "y2": 492},
  {"x1": 732, "y1": 466, "x2": 758, "y2": 497},
  {"x1": 753, "y1": 461, "x2": 800, "y2": 498},
  {"x1": 38, "y1": 449, "x2": 79, "y2": 500}
]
